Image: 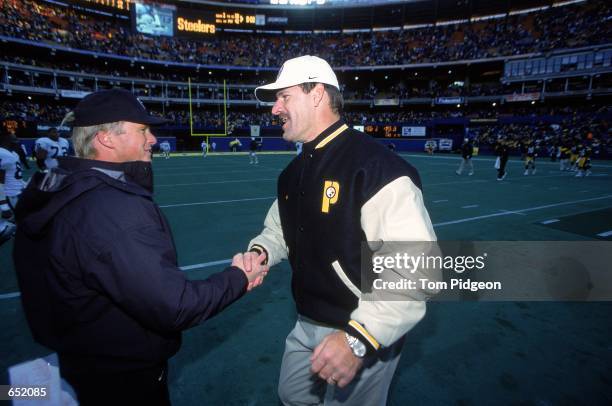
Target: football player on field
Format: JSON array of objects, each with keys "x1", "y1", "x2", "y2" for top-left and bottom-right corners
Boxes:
[
  {"x1": 35, "y1": 127, "x2": 70, "y2": 171},
  {"x1": 0, "y1": 134, "x2": 26, "y2": 220}
]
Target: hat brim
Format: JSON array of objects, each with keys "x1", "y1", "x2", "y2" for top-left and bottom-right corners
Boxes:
[
  {"x1": 255, "y1": 79, "x2": 340, "y2": 103},
  {"x1": 254, "y1": 81, "x2": 297, "y2": 103}
]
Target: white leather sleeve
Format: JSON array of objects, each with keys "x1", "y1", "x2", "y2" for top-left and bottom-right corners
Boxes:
[
  {"x1": 351, "y1": 176, "x2": 439, "y2": 347},
  {"x1": 248, "y1": 199, "x2": 288, "y2": 266}
]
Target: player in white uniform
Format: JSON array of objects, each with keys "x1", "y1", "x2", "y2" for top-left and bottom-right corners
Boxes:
[
  {"x1": 159, "y1": 141, "x2": 171, "y2": 159},
  {"x1": 1, "y1": 136, "x2": 26, "y2": 222},
  {"x1": 201, "y1": 140, "x2": 208, "y2": 157},
  {"x1": 35, "y1": 128, "x2": 70, "y2": 171}
]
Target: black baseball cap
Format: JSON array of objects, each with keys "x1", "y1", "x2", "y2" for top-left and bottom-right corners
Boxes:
[{"x1": 72, "y1": 88, "x2": 168, "y2": 127}]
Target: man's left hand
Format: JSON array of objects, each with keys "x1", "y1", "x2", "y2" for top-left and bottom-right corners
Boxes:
[{"x1": 310, "y1": 331, "x2": 363, "y2": 388}]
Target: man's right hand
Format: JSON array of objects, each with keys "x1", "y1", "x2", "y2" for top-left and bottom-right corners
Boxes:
[{"x1": 232, "y1": 252, "x2": 269, "y2": 291}]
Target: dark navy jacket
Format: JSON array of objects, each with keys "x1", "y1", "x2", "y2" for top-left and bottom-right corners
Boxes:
[{"x1": 13, "y1": 157, "x2": 247, "y2": 372}]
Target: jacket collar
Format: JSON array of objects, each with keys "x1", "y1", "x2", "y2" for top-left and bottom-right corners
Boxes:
[
  {"x1": 58, "y1": 157, "x2": 154, "y2": 193},
  {"x1": 303, "y1": 120, "x2": 349, "y2": 154}
]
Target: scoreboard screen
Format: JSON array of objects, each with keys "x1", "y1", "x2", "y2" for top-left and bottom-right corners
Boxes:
[{"x1": 132, "y1": 1, "x2": 176, "y2": 37}]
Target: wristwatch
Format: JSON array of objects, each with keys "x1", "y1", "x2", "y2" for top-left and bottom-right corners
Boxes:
[{"x1": 345, "y1": 333, "x2": 366, "y2": 358}]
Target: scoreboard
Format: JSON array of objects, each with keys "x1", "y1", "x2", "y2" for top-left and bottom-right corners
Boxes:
[
  {"x1": 364, "y1": 125, "x2": 401, "y2": 138},
  {"x1": 364, "y1": 125, "x2": 427, "y2": 138}
]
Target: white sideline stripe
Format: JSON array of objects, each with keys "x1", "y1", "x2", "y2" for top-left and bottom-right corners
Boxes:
[
  {"x1": 156, "y1": 178, "x2": 277, "y2": 187},
  {"x1": 434, "y1": 195, "x2": 612, "y2": 227},
  {"x1": 3, "y1": 194, "x2": 611, "y2": 301},
  {"x1": 597, "y1": 230, "x2": 612, "y2": 237},
  {"x1": 541, "y1": 219, "x2": 560, "y2": 224},
  {"x1": 461, "y1": 205, "x2": 479, "y2": 209},
  {"x1": 159, "y1": 196, "x2": 275, "y2": 208}
]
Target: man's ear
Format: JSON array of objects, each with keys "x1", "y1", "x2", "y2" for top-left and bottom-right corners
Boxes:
[
  {"x1": 94, "y1": 130, "x2": 114, "y2": 150},
  {"x1": 312, "y1": 83, "x2": 325, "y2": 107}
]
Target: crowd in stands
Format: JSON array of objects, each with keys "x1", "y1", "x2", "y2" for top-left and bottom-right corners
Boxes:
[
  {"x1": 473, "y1": 107, "x2": 611, "y2": 158},
  {"x1": 0, "y1": 0, "x2": 609, "y2": 68},
  {"x1": 3, "y1": 96, "x2": 609, "y2": 133},
  {"x1": 4, "y1": 54, "x2": 603, "y2": 103}
]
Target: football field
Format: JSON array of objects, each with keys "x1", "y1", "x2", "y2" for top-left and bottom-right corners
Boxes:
[{"x1": 1, "y1": 152, "x2": 611, "y2": 405}]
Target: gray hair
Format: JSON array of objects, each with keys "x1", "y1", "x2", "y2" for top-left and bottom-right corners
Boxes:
[{"x1": 72, "y1": 122, "x2": 124, "y2": 158}]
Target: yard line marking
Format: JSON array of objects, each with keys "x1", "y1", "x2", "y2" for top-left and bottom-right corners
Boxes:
[
  {"x1": 427, "y1": 179, "x2": 487, "y2": 187},
  {"x1": 497, "y1": 209, "x2": 527, "y2": 216},
  {"x1": 159, "y1": 196, "x2": 275, "y2": 208},
  {"x1": 461, "y1": 205, "x2": 479, "y2": 209},
  {"x1": 180, "y1": 259, "x2": 232, "y2": 270},
  {"x1": 155, "y1": 168, "x2": 280, "y2": 177},
  {"x1": 433, "y1": 195, "x2": 612, "y2": 227},
  {"x1": 541, "y1": 219, "x2": 560, "y2": 224},
  {"x1": 433, "y1": 199, "x2": 448, "y2": 203},
  {"x1": 597, "y1": 230, "x2": 612, "y2": 237},
  {"x1": 0, "y1": 259, "x2": 237, "y2": 301},
  {"x1": 156, "y1": 178, "x2": 277, "y2": 188}
]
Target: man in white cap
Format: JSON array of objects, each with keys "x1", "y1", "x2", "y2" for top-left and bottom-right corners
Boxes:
[{"x1": 245, "y1": 55, "x2": 437, "y2": 405}]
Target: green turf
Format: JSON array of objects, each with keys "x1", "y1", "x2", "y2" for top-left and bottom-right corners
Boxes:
[{"x1": 1, "y1": 153, "x2": 611, "y2": 405}]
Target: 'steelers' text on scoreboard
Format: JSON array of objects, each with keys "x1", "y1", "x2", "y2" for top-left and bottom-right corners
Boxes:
[{"x1": 177, "y1": 17, "x2": 216, "y2": 34}]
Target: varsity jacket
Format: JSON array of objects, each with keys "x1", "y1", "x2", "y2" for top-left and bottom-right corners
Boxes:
[{"x1": 249, "y1": 120, "x2": 437, "y2": 355}]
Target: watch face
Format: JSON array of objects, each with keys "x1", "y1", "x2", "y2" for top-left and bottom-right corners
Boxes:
[{"x1": 353, "y1": 341, "x2": 366, "y2": 358}]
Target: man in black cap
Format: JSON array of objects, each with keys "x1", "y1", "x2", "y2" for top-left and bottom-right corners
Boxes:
[{"x1": 13, "y1": 88, "x2": 268, "y2": 405}]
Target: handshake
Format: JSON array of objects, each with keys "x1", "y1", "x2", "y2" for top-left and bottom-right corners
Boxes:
[{"x1": 232, "y1": 251, "x2": 269, "y2": 291}]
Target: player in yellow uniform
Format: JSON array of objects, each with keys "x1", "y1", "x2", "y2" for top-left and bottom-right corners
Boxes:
[{"x1": 523, "y1": 142, "x2": 537, "y2": 175}]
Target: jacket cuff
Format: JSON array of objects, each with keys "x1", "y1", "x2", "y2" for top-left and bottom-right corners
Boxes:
[
  {"x1": 225, "y1": 266, "x2": 249, "y2": 293},
  {"x1": 248, "y1": 244, "x2": 269, "y2": 265},
  {"x1": 345, "y1": 319, "x2": 381, "y2": 356}
]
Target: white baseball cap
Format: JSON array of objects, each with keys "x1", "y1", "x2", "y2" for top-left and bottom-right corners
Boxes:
[{"x1": 255, "y1": 55, "x2": 339, "y2": 103}]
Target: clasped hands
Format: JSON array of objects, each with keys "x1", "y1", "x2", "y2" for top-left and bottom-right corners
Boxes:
[{"x1": 232, "y1": 251, "x2": 269, "y2": 291}]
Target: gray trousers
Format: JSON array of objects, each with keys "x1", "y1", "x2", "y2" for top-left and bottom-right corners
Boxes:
[{"x1": 278, "y1": 316, "x2": 403, "y2": 406}]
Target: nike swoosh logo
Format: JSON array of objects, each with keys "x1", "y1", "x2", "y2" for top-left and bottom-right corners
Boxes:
[{"x1": 308, "y1": 76, "x2": 318, "y2": 79}]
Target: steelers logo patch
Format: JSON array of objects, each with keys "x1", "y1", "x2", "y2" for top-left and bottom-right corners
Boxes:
[{"x1": 325, "y1": 186, "x2": 337, "y2": 199}]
